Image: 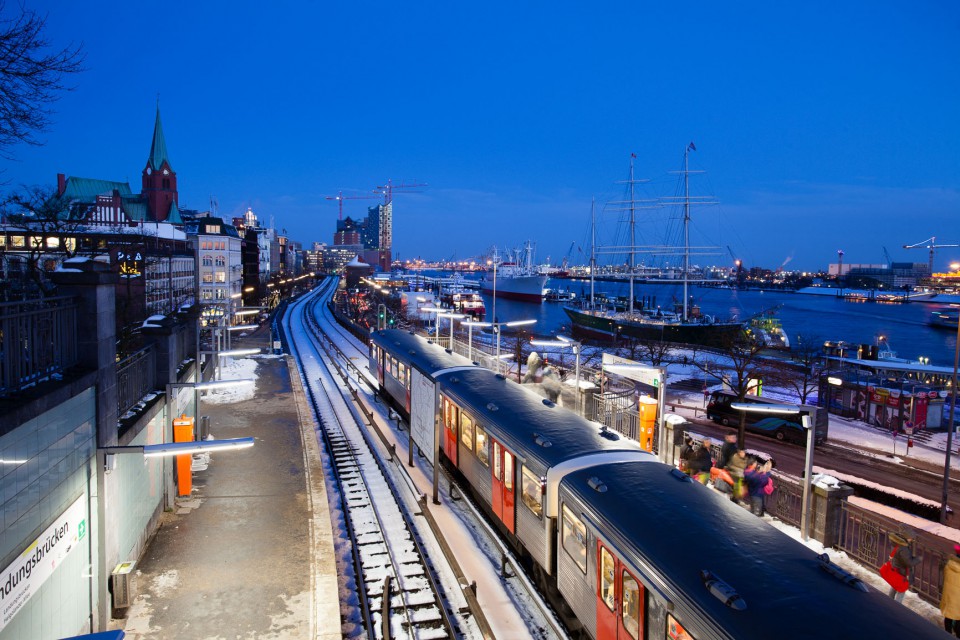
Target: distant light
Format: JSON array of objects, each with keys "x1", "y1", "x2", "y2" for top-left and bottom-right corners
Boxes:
[{"x1": 827, "y1": 377, "x2": 843, "y2": 386}]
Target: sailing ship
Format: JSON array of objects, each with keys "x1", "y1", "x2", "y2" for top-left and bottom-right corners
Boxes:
[
  {"x1": 479, "y1": 242, "x2": 548, "y2": 303},
  {"x1": 563, "y1": 144, "x2": 745, "y2": 347}
]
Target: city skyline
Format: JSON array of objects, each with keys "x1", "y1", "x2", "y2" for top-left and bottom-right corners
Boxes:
[{"x1": 3, "y1": 1, "x2": 958, "y2": 271}]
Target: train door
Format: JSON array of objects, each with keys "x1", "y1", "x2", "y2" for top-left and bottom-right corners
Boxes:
[
  {"x1": 490, "y1": 439, "x2": 515, "y2": 533},
  {"x1": 441, "y1": 397, "x2": 458, "y2": 465},
  {"x1": 597, "y1": 543, "x2": 645, "y2": 640},
  {"x1": 375, "y1": 346, "x2": 384, "y2": 386}
]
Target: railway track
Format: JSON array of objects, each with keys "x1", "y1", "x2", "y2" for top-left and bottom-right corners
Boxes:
[{"x1": 284, "y1": 281, "x2": 458, "y2": 639}]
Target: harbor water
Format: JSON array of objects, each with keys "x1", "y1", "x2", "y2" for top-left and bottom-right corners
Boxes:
[{"x1": 477, "y1": 278, "x2": 959, "y2": 366}]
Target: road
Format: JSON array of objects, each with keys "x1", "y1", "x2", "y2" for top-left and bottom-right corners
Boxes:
[{"x1": 681, "y1": 412, "x2": 960, "y2": 525}]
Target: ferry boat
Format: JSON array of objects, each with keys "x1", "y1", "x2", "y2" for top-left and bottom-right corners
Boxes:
[
  {"x1": 438, "y1": 275, "x2": 485, "y2": 319},
  {"x1": 930, "y1": 305, "x2": 960, "y2": 330}
]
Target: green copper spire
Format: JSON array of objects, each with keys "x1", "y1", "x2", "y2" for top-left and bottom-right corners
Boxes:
[{"x1": 147, "y1": 106, "x2": 171, "y2": 171}]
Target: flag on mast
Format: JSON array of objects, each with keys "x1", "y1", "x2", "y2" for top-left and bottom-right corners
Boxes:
[{"x1": 688, "y1": 142, "x2": 697, "y2": 151}]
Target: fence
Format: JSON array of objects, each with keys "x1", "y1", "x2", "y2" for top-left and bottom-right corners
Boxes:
[
  {"x1": 116, "y1": 346, "x2": 156, "y2": 419},
  {"x1": 837, "y1": 499, "x2": 954, "y2": 606},
  {"x1": 0, "y1": 296, "x2": 78, "y2": 396}
]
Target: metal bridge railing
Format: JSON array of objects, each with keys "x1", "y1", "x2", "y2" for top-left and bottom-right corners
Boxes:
[
  {"x1": 116, "y1": 346, "x2": 156, "y2": 419},
  {"x1": 0, "y1": 296, "x2": 78, "y2": 396}
]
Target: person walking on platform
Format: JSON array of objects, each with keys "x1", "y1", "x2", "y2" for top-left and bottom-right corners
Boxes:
[
  {"x1": 744, "y1": 459, "x2": 773, "y2": 516},
  {"x1": 688, "y1": 439, "x2": 713, "y2": 485},
  {"x1": 884, "y1": 529, "x2": 921, "y2": 603},
  {"x1": 725, "y1": 448, "x2": 748, "y2": 502},
  {"x1": 941, "y1": 545, "x2": 960, "y2": 636},
  {"x1": 717, "y1": 433, "x2": 737, "y2": 470}
]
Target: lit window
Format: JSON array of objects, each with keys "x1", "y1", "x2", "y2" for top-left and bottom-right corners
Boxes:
[
  {"x1": 11, "y1": 236, "x2": 24, "y2": 248},
  {"x1": 460, "y1": 412, "x2": 474, "y2": 449},
  {"x1": 600, "y1": 547, "x2": 615, "y2": 611},
  {"x1": 622, "y1": 573, "x2": 641, "y2": 639},
  {"x1": 475, "y1": 426, "x2": 488, "y2": 466},
  {"x1": 520, "y1": 466, "x2": 542, "y2": 517},
  {"x1": 667, "y1": 614, "x2": 693, "y2": 640},
  {"x1": 561, "y1": 504, "x2": 586, "y2": 573}
]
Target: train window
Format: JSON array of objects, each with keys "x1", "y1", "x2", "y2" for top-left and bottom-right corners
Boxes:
[
  {"x1": 622, "y1": 572, "x2": 641, "y2": 639},
  {"x1": 460, "y1": 413, "x2": 474, "y2": 449},
  {"x1": 600, "y1": 546, "x2": 615, "y2": 612},
  {"x1": 561, "y1": 504, "x2": 586, "y2": 574},
  {"x1": 475, "y1": 426, "x2": 489, "y2": 466},
  {"x1": 504, "y1": 452, "x2": 513, "y2": 491},
  {"x1": 442, "y1": 396, "x2": 457, "y2": 430},
  {"x1": 398, "y1": 362, "x2": 406, "y2": 387},
  {"x1": 666, "y1": 614, "x2": 693, "y2": 640},
  {"x1": 520, "y1": 466, "x2": 542, "y2": 517}
]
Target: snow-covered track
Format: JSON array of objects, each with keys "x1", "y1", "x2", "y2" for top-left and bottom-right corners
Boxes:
[{"x1": 285, "y1": 282, "x2": 457, "y2": 640}]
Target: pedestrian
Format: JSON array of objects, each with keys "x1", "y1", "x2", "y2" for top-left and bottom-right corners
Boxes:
[
  {"x1": 884, "y1": 529, "x2": 921, "y2": 603},
  {"x1": 717, "y1": 433, "x2": 737, "y2": 470},
  {"x1": 678, "y1": 436, "x2": 694, "y2": 474},
  {"x1": 725, "y1": 448, "x2": 748, "y2": 502},
  {"x1": 688, "y1": 439, "x2": 713, "y2": 485},
  {"x1": 744, "y1": 459, "x2": 773, "y2": 516},
  {"x1": 941, "y1": 545, "x2": 960, "y2": 636}
]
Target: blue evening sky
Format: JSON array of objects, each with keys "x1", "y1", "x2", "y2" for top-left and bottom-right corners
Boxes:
[{"x1": 4, "y1": 1, "x2": 959, "y2": 272}]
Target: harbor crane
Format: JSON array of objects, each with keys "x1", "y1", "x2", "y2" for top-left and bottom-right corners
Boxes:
[
  {"x1": 324, "y1": 190, "x2": 378, "y2": 220},
  {"x1": 902, "y1": 236, "x2": 959, "y2": 274},
  {"x1": 375, "y1": 179, "x2": 428, "y2": 205}
]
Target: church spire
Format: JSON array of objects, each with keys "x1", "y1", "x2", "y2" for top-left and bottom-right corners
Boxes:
[{"x1": 147, "y1": 105, "x2": 171, "y2": 171}]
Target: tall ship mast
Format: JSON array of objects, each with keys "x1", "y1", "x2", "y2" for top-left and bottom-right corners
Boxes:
[{"x1": 564, "y1": 144, "x2": 745, "y2": 348}]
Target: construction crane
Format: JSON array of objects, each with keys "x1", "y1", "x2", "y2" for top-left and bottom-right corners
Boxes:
[
  {"x1": 882, "y1": 246, "x2": 892, "y2": 268},
  {"x1": 375, "y1": 179, "x2": 428, "y2": 205},
  {"x1": 560, "y1": 241, "x2": 576, "y2": 270},
  {"x1": 902, "y1": 236, "x2": 960, "y2": 274},
  {"x1": 324, "y1": 190, "x2": 378, "y2": 220}
]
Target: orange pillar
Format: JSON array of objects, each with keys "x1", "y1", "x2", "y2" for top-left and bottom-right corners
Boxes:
[
  {"x1": 638, "y1": 396, "x2": 658, "y2": 452},
  {"x1": 172, "y1": 414, "x2": 195, "y2": 497}
]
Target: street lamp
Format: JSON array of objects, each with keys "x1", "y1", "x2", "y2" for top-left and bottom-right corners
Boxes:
[
  {"x1": 940, "y1": 310, "x2": 960, "y2": 524},
  {"x1": 732, "y1": 402, "x2": 815, "y2": 541},
  {"x1": 166, "y1": 379, "x2": 255, "y2": 441},
  {"x1": 486, "y1": 256, "x2": 498, "y2": 325},
  {"x1": 492, "y1": 319, "x2": 536, "y2": 375},
  {"x1": 531, "y1": 336, "x2": 582, "y2": 412},
  {"x1": 438, "y1": 312, "x2": 466, "y2": 350},
  {"x1": 462, "y1": 320, "x2": 492, "y2": 362}
]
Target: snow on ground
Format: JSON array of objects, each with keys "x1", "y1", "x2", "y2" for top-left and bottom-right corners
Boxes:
[
  {"x1": 200, "y1": 357, "x2": 259, "y2": 404},
  {"x1": 763, "y1": 516, "x2": 944, "y2": 624}
]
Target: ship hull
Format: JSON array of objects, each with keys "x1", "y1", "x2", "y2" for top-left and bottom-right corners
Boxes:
[
  {"x1": 563, "y1": 306, "x2": 744, "y2": 348},
  {"x1": 480, "y1": 275, "x2": 547, "y2": 303}
]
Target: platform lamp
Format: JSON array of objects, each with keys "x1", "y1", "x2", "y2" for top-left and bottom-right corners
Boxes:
[
  {"x1": 438, "y1": 312, "x2": 465, "y2": 351},
  {"x1": 420, "y1": 307, "x2": 444, "y2": 341},
  {"x1": 940, "y1": 309, "x2": 960, "y2": 524},
  {"x1": 461, "y1": 320, "x2": 492, "y2": 363},
  {"x1": 732, "y1": 402, "x2": 815, "y2": 541},
  {"x1": 493, "y1": 319, "x2": 536, "y2": 375}
]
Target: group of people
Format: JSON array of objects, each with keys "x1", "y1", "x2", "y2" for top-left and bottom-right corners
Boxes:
[{"x1": 679, "y1": 433, "x2": 774, "y2": 517}]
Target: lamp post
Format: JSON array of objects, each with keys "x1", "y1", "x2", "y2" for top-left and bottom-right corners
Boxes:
[
  {"x1": 492, "y1": 319, "x2": 536, "y2": 375},
  {"x1": 438, "y1": 312, "x2": 466, "y2": 350},
  {"x1": 940, "y1": 311, "x2": 960, "y2": 524},
  {"x1": 166, "y1": 379, "x2": 255, "y2": 441},
  {"x1": 486, "y1": 255, "x2": 498, "y2": 326},
  {"x1": 531, "y1": 336, "x2": 582, "y2": 412},
  {"x1": 733, "y1": 402, "x2": 815, "y2": 541},
  {"x1": 462, "y1": 320, "x2": 492, "y2": 363}
]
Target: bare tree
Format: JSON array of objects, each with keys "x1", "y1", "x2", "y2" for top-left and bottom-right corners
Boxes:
[
  {"x1": 0, "y1": 3, "x2": 84, "y2": 159},
  {"x1": 1, "y1": 184, "x2": 89, "y2": 296},
  {"x1": 689, "y1": 335, "x2": 767, "y2": 448},
  {"x1": 760, "y1": 334, "x2": 826, "y2": 405}
]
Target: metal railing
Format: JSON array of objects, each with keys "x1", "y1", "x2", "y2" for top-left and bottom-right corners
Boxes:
[
  {"x1": 836, "y1": 499, "x2": 954, "y2": 606},
  {"x1": 0, "y1": 296, "x2": 78, "y2": 396},
  {"x1": 116, "y1": 346, "x2": 156, "y2": 419}
]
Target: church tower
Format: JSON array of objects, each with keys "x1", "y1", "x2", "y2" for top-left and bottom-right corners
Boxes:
[{"x1": 142, "y1": 106, "x2": 178, "y2": 221}]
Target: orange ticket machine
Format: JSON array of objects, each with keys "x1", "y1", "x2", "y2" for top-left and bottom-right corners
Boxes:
[
  {"x1": 172, "y1": 414, "x2": 195, "y2": 497},
  {"x1": 638, "y1": 396, "x2": 658, "y2": 453}
]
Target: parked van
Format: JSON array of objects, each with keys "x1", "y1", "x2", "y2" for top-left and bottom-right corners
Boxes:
[{"x1": 706, "y1": 391, "x2": 828, "y2": 445}]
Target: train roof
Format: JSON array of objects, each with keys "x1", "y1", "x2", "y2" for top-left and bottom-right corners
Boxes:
[
  {"x1": 371, "y1": 329, "x2": 472, "y2": 374},
  {"x1": 435, "y1": 367, "x2": 643, "y2": 468},
  {"x1": 561, "y1": 461, "x2": 945, "y2": 639}
]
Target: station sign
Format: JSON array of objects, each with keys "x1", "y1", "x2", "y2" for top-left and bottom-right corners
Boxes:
[{"x1": 601, "y1": 353, "x2": 663, "y2": 388}]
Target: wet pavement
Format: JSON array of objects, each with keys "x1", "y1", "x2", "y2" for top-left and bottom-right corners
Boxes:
[{"x1": 112, "y1": 326, "x2": 340, "y2": 639}]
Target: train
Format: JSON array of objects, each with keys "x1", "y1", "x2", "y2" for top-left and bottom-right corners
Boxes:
[{"x1": 369, "y1": 329, "x2": 948, "y2": 639}]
